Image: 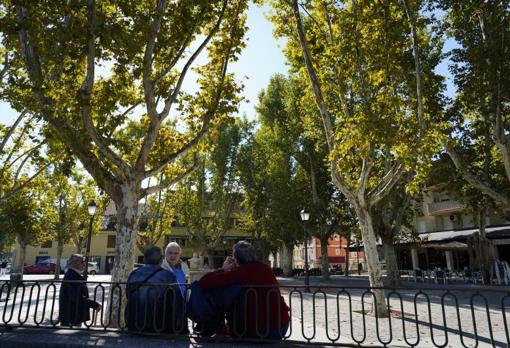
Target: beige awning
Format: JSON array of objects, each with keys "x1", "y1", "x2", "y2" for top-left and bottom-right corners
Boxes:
[{"x1": 421, "y1": 241, "x2": 468, "y2": 250}]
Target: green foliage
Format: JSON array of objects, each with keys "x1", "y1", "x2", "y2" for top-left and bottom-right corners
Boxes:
[
  {"x1": 44, "y1": 167, "x2": 105, "y2": 253},
  {"x1": 137, "y1": 179, "x2": 175, "y2": 254},
  {"x1": 0, "y1": 114, "x2": 48, "y2": 201},
  {"x1": 0, "y1": 0, "x2": 250, "y2": 203},
  {"x1": 268, "y1": 0, "x2": 445, "y2": 200},
  {"x1": 174, "y1": 119, "x2": 251, "y2": 256},
  {"x1": 0, "y1": 177, "x2": 53, "y2": 249},
  {"x1": 438, "y1": 1, "x2": 510, "y2": 206}
]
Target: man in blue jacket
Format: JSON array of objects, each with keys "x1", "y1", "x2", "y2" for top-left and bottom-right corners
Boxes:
[{"x1": 125, "y1": 246, "x2": 185, "y2": 333}]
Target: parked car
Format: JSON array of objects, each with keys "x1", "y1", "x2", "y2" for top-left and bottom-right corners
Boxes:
[
  {"x1": 87, "y1": 261, "x2": 99, "y2": 275},
  {"x1": 24, "y1": 262, "x2": 57, "y2": 274}
]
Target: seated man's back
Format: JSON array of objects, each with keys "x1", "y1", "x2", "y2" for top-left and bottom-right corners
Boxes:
[{"x1": 126, "y1": 247, "x2": 185, "y2": 333}]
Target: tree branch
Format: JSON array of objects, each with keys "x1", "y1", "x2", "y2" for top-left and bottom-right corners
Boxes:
[
  {"x1": 368, "y1": 163, "x2": 405, "y2": 206},
  {"x1": 9, "y1": 140, "x2": 46, "y2": 177},
  {"x1": 331, "y1": 161, "x2": 356, "y2": 203},
  {"x1": 290, "y1": 0, "x2": 335, "y2": 152},
  {"x1": 135, "y1": 0, "x2": 166, "y2": 174},
  {"x1": 1, "y1": 119, "x2": 31, "y2": 169},
  {"x1": 0, "y1": 111, "x2": 27, "y2": 154},
  {"x1": 140, "y1": 162, "x2": 198, "y2": 199},
  {"x1": 144, "y1": 4, "x2": 235, "y2": 179},
  {"x1": 152, "y1": 8, "x2": 206, "y2": 87},
  {"x1": 79, "y1": 0, "x2": 131, "y2": 176},
  {"x1": 446, "y1": 142, "x2": 510, "y2": 206},
  {"x1": 135, "y1": 2, "x2": 227, "y2": 175},
  {"x1": 357, "y1": 149, "x2": 374, "y2": 198},
  {"x1": 0, "y1": 162, "x2": 49, "y2": 202},
  {"x1": 143, "y1": 0, "x2": 167, "y2": 118},
  {"x1": 158, "y1": 0, "x2": 229, "y2": 121},
  {"x1": 15, "y1": 4, "x2": 121, "y2": 201},
  {"x1": 401, "y1": 0, "x2": 426, "y2": 136},
  {"x1": 0, "y1": 49, "x2": 9, "y2": 80}
]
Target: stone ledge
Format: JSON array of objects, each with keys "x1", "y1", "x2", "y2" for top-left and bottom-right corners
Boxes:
[{"x1": 0, "y1": 327, "x2": 286, "y2": 348}]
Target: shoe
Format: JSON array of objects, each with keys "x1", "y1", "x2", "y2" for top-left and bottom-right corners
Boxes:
[{"x1": 210, "y1": 324, "x2": 233, "y2": 343}]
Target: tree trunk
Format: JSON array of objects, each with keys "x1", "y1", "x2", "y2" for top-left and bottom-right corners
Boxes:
[
  {"x1": 344, "y1": 231, "x2": 351, "y2": 276},
  {"x1": 108, "y1": 185, "x2": 139, "y2": 328},
  {"x1": 74, "y1": 236, "x2": 86, "y2": 254},
  {"x1": 320, "y1": 236, "x2": 330, "y2": 280},
  {"x1": 54, "y1": 240, "x2": 64, "y2": 280},
  {"x1": 256, "y1": 242, "x2": 271, "y2": 265},
  {"x1": 478, "y1": 207, "x2": 491, "y2": 284},
  {"x1": 355, "y1": 205, "x2": 388, "y2": 317},
  {"x1": 281, "y1": 242, "x2": 293, "y2": 277},
  {"x1": 382, "y1": 233, "x2": 400, "y2": 287},
  {"x1": 15, "y1": 235, "x2": 26, "y2": 276}
]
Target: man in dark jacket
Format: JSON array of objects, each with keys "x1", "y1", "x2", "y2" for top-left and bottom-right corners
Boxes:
[
  {"x1": 59, "y1": 254, "x2": 101, "y2": 326},
  {"x1": 126, "y1": 246, "x2": 185, "y2": 334}
]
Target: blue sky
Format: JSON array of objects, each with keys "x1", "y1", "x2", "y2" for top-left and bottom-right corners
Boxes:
[{"x1": 0, "y1": 4, "x2": 455, "y2": 126}]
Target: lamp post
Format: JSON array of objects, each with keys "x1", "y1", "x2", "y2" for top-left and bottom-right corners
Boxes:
[
  {"x1": 356, "y1": 240, "x2": 361, "y2": 275},
  {"x1": 83, "y1": 201, "x2": 97, "y2": 280},
  {"x1": 300, "y1": 209, "x2": 310, "y2": 293}
]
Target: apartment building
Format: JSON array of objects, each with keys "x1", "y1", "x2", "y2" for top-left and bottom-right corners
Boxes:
[
  {"x1": 407, "y1": 186, "x2": 510, "y2": 271},
  {"x1": 292, "y1": 235, "x2": 366, "y2": 271},
  {"x1": 16, "y1": 201, "x2": 251, "y2": 274}
]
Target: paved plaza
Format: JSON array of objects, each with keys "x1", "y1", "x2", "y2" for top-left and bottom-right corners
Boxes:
[{"x1": 0, "y1": 274, "x2": 509, "y2": 347}]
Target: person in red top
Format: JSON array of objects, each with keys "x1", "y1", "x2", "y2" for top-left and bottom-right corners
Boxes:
[{"x1": 198, "y1": 241, "x2": 290, "y2": 340}]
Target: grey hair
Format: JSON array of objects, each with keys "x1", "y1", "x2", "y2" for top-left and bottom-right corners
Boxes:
[
  {"x1": 67, "y1": 254, "x2": 84, "y2": 267},
  {"x1": 233, "y1": 240, "x2": 256, "y2": 265},
  {"x1": 165, "y1": 242, "x2": 181, "y2": 254},
  {"x1": 144, "y1": 246, "x2": 163, "y2": 265}
]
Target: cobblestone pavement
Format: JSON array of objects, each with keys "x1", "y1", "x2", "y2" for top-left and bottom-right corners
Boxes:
[{"x1": 1, "y1": 274, "x2": 509, "y2": 347}]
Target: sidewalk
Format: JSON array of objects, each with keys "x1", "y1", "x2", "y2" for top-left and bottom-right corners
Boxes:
[{"x1": 278, "y1": 273, "x2": 510, "y2": 291}]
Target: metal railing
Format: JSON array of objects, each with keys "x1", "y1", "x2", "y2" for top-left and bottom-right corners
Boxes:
[{"x1": 1, "y1": 279, "x2": 509, "y2": 347}]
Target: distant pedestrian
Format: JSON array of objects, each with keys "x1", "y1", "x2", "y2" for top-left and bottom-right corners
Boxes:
[
  {"x1": 0, "y1": 261, "x2": 7, "y2": 276},
  {"x1": 59, "y1": 254, "x2": 101, "y2": 326}
]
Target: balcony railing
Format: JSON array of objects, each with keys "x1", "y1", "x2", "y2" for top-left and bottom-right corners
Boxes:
[{"x1": 427, "y1": 200, "x2": 463, "y2": 215}]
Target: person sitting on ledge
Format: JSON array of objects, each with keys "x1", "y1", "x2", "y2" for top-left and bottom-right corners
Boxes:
[
  {"x1": 126, "y1": 246, "x2": 186, "y2": 334},
  {"x1": 162, "y1": 242, "x2": 189, "y2": 297},
  {"x1": 197, "y1": 240, "x2": 290, "y2": 340},
  {"x1": 59, "y1": 254, "x2": 102, "y2": 327}
]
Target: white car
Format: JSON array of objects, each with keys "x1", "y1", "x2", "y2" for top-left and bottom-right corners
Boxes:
[{"x1": 87, "y1": 261, "x2": 100, "y2": 275}]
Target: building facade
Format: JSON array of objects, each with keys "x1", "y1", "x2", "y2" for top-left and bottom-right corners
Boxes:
[
  {"x1": 407, "y1": 186, "x2": 510, "y2": 271},
  {"x1": 292, "y1": 235, "x2": 366, "y2": 272},
  {"x1": 16, "y1": 202, "x2": 251, "y2": 274}
]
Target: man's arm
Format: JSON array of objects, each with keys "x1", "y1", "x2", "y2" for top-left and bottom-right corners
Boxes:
[{"x1": 198, "y1": 267, "x2": 244, "y2": 289}]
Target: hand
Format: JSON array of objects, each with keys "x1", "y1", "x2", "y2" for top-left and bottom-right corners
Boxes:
[
  {"x1": 96, "y1": 304, "x2": 102, "y2": 312},
  {"x1": 222, "y1": 256, "x2": 237, "y2": 271}
]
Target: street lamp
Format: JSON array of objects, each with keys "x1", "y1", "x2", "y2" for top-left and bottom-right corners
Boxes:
[
  {"x1": 300, "y1": 209, "x2": 310, "y2": 293},
  {"x1": 83, "y1": 200, "x2": 97, "y2": 280}
]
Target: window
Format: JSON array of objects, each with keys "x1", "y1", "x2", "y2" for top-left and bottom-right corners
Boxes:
[
  {"x1": 107, "y1": 235, "x2": 116, "y2": 249},
  {"x1": 106, "y1": 216, "x2": 117, "y2": 230},
  {"x1": 164, "y1": 236, "x2": 187, "y2": 247},
  {"x1": 41, "y1": 240, "x2": 52, "y2": 248}
]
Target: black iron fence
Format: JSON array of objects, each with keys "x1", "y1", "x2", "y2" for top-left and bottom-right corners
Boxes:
[{"x1": 1, "y1": 280, "x2": 509, "y2": 347}]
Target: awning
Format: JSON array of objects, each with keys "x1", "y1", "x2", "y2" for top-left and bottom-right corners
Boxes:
[
  {"x1": 328, "y1": 256, "x2": 345, "y2": 264},
  {"x1": 419, "y1": 225, "x2": 510, "y2": 242},
  {"x1": 420, "y1": 241, "x2": 468, "y2": 250}
]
